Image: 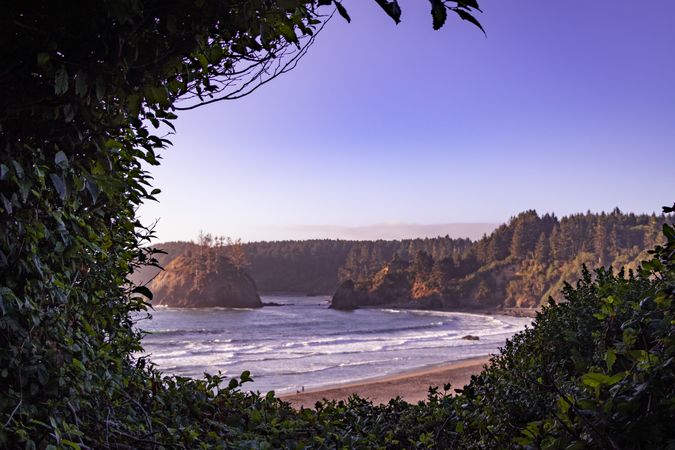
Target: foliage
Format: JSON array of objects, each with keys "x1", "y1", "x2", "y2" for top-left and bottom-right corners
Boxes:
[
  {"x1": 0, "y1": 0, "x2": 483, "y2": 447},
  {"x1": 3, "y1": 0, "x2": 672, "y2": 447}
]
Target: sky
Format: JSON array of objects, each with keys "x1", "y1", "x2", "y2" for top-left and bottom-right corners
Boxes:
[{"x1": 139, "y1": 0, "x2": 675, "y2": 243}]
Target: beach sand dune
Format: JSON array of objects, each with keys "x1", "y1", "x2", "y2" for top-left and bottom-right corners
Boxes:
[{"x1": 280, "y1": 356, "x2": 489, "y2": 409}]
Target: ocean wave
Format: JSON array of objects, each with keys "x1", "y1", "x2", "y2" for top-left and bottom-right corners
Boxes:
[
  {"x1": 407, "y1": 309, "x2": 504, "y2": 325},
  {"x1": 339, "y1": 357, "x2": 400, "y2": 368},
  {"x1": 321, "y1": 320, "x2": 448, "y2": 338},
  {"x1": 144, "y1": 328, "x2": 229, "y2": 337},
  {"x1": 136, "y1": 297, "x2": 531, "y2": 391}
]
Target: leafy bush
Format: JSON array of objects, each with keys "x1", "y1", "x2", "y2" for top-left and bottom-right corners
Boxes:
[
  {"x1": 454, "y1": 210, "x2": 674, "y2": 449},
  {"x1": 1, "y1": 1, "x2": 672, "y2": 447}
]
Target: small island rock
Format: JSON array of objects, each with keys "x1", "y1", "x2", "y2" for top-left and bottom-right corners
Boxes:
[
  {"x1": 150, "y1": 253, "x2": 262, "y2": 308},
  {"x1": 461, "y1": 335, "x2": 480, "y2": 341},
  {"x1": 330, "y1": 279, "x2": 363, "y2": 310}
]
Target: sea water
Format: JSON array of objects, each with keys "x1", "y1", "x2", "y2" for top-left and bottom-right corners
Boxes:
[{"x1": 136, "y1": 295, "x2": 531, "y2": 394}]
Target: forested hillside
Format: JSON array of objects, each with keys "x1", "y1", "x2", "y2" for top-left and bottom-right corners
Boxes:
[
  {"x1": 132, "y1": 209, "x2": 667, "y2": 310},
  {"x1": 130, "y1": 236, "x2": 474, "y2": 293},
  {"x1": 333, "y1": 209, "x2": 667, "y2": 310}
]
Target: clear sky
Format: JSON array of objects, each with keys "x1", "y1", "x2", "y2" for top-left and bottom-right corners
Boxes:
[{"x1": 139, "y1": 0, "x2": 675, "y2": 243}]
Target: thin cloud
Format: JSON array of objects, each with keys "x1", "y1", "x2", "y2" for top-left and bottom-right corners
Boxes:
[{"x1": 255, "y1": 222, "x2": 499, "y2": 241}]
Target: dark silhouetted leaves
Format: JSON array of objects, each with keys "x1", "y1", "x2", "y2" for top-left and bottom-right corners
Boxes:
[
  {"x1": 334, "y1": 1, "x2": 351, "y2": 22},
  {"x1": 131, "y1": 285, "x2": 153, "y2": 300},
  {"x1": 454, "y1": 7, "x2": 485, "y2": 33},
  {"x1": 375, "y1": 0, "x2": 402, "y2": 24},
  {"x1": 430, "y1": 0, "x2": 447, "y2": 30}
]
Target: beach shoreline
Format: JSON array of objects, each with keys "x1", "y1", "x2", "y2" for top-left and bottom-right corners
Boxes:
[{"x1": 279, "y1": 355, "x2": 491, "y2": 409}]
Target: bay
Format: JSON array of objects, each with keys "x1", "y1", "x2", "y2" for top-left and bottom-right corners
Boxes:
[{"x1": 137, "y1": 295, "x2": 531, "y2": 394}]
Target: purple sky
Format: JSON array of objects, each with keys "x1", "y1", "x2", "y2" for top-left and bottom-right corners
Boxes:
[{"x1": 140, "y1": 0, "x2": 675, "y2": 242}]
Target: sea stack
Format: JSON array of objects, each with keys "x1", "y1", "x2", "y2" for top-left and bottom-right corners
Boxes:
[
  {"x1": 329, "y1": 279, "x2": 362, "y2": 310},
  {"x1": 150, "y1": 253, "x2": 262, "y2": 308}
]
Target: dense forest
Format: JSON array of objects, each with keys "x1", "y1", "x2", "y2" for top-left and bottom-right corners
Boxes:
[
  {"x1": 131, "y1": 235, "x2": 473, "y2": 293},
  {"x1": 133, "y1": 209, "x2": 667, "y2": 310},
  {"x1": 333, "y1": 208, "x2": 667, "y2": 310}
]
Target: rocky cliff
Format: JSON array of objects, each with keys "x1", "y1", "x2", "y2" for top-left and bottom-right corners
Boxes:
[
  {"x1": 150, "y1": 253, "x2": 262, "y2": 308},
  {"x1": 330, "y1": 256, "x2": 443, "y2": 310}
]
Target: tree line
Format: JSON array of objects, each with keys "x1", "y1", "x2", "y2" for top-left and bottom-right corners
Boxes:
[
  {"x1": 329, "y1": 209, "x2": 668, "y2": 310},
  {"x1": 136, "y1": 208, "x2": 667, "y2": 310}
]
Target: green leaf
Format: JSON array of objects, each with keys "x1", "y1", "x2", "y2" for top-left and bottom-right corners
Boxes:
[
  {"x1": 334, "y1": 1, "x2": 351, "y2": 22},
  {"x1": 55, "y1": 67, "x2": 69, "y2": 95},
  {"x1": 105, "y1": 139, "x2": 123, "y2": 150},
  {"x1": 196, "y1": 53, "x2": 209, "y2": 70},
  {"x1": 85, "y1": 179, "x2": 99, "y2": 203},
  {"x1": 132, "y1": 286, "x2": 153, "y2": 300},
  {"x1": 605, "y1": 348, "x2": 617, "y2": 371},
  {"x1": 126, "y1": 94, "x2": 142, "y2": 118},
  {"x1": 0, "y1": 164, "x2": 8, "y2": 180},
  {"x1": 54, "y1": 151, "x2": 68, "y2": 168},
  {"x1": 95, "y1": 76, "x2": 105, "y2": 100},
  {"x1": 61, "y1": 440, "x2": 81, "y2": 450},
  {"x1": 11, "y1": 160, "x2": 24, "y2": 179},
  {"x1": 581, "y1": 372, "x2": 608, "y2": 388},
  {"x1": 49, "y1": 173, "x2": 67, "y2": 200},
  {"x1": 557, "y1": 396, "x2": 571, "y2": 414},
  {"x1": 250, "y1": 408, "x2": 262, "y2": 423},
  {"x1": 581, "y1": 371, "x2": 624, "y2": 388},
  {"x1": 72, "y1": 358, "x2": 85, "y2": 372},
  {"x1": 623, "y1": 327, "x2": 637, "y2": 346},
  {"x1": 37, "y1": 52, "x2": 50, "y2": 66},
  {"x1": 1, "y1": 194, "x2": 12, "y2": 215},
  {"x1": 75, "y1": 71, "x2": 88, "y2": 97},
  {"x1": 277, "y1": 23, "x2": 298, "y2": 43},
  {"x1": 663, "y1": 223, "x2": 675, "y2": 240}
]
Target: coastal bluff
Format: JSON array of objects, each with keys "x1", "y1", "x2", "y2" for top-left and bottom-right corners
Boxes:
[
  {"x1": 150, "y1": 253, "x2": 262, "y2": 308},
  {"x1": 330, "y1": 253, "x2": 509, "y2": 311}
]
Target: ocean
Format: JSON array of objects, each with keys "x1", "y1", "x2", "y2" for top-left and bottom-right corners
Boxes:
[{"x1": 136, "y1": 294, "x2": 531, "y2": 394}]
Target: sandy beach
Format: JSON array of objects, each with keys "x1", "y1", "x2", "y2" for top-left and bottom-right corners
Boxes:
[{"x1": 280, "y1": 356, "x2": 490, "y2": 409}]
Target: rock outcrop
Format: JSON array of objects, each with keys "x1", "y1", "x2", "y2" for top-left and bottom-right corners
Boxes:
[
  {"x1": 329, "y1": 253, "x2": 500, "y2": 311},
  {"x1": 329, "y1": 280, "x2": 363, "y2": 310},
  {"x1": 331, "y1": 257, "x2": 425, "y2": 310},
  {"x1": 150, "y1": 254, "x2": 262, "y2": 308}
]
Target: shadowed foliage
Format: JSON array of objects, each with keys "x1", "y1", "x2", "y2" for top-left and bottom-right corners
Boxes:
[
  {"x1": 3, "y1": 1, "x2": 672, "y2": 448},
  {"x1": 0, "y1": 0, "x2": 484, "y2": 446}
]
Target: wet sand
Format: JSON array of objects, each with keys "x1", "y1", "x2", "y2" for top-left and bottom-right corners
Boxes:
[{"x1": 280, "y1": 356, "x2": 490, "y2": 409}]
